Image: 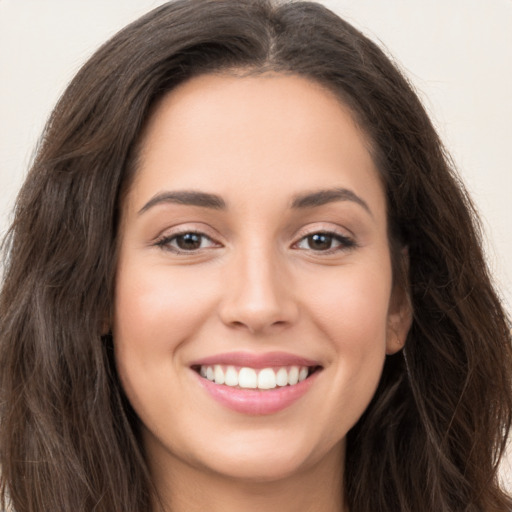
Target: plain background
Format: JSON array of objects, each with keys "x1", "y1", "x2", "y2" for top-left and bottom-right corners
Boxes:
[{"x1": 1, "y1": 0, "x2": 511, "y2": 485}]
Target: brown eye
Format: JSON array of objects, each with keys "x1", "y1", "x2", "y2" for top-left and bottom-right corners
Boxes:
[
  {"x1": 175, "y1": 233, "x2": 203, "y2": 250},
  {"x1": 156, "y1": 231, "x2": 218, "y2": 253},
  {"x1": 306, "y1": 233, "x2": 334, "y2": 250},
  {"x1": 295, "y1": 231, "x2": 355, "y2": 252}
]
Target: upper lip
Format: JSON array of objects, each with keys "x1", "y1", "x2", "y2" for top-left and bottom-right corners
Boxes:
[{"x1": 190, "y1": 351, "x2": 321, "y2": 369}]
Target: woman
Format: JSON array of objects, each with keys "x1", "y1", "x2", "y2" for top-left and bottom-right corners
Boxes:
[{"x1": 1, "y1": 0, "x2": 511, "y2": 511}]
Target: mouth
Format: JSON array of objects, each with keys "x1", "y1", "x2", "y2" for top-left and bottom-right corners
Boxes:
[
  {"x1": 191, "y1": 364, "x2": 323, "y2": 390},
  {"x1": 190, "y1": 351, "x2": 323, "y2": 414}
]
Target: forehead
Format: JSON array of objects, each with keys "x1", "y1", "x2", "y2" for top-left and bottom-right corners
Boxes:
[{"x1": 126, "y1": 72, "x2": 385, "y2": 220}]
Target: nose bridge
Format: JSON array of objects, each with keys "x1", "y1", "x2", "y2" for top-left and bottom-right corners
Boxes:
[{"x1": 219, "y1": 237, "x2": 296, "y2": 333}]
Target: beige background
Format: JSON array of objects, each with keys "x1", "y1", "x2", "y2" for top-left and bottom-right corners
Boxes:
[{"x1": 1, "y1": 0, "x2": 511, "y2": 484}]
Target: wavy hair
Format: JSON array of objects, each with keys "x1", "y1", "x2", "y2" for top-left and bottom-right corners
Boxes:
[{"x1": 1, "y1": 1, "x2": 511, "y2": 510}]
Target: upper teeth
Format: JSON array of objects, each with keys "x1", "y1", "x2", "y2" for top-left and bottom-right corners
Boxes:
[{"x1": 199, "y1": 365, "x2": 310, "y2": 389}]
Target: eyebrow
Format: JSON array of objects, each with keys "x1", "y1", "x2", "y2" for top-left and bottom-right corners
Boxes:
[
  {"x1": 291, "y1": 187, "x2": 372, "y2": 216},
  {"x1": 138, "y1": 187, "x2": 372, "y2": 216},
  {"x1": 138, "y1": 190, "x2": 226, "y2": 215}
]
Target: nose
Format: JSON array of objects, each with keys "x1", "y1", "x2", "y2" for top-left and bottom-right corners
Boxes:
[{"x1": 218, "y1": 246, "x2": 299, "y2": 335}]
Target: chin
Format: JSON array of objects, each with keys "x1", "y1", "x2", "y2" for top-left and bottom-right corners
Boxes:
[
  {"x1": 200, "y1": 452, "x2": 316, "y2": 484},
  {"x1": 189, "y1": 428, "x2": 342, "y2": 484}
]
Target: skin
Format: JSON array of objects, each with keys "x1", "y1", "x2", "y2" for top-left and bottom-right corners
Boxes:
[{"x1": 113, "y1": 73, "x2": 412, "y2": 512}]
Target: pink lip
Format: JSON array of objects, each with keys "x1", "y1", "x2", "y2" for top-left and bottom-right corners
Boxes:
[
  {"x1": 195, "y1": 370, "x2": 320, "y2": 415},
  {"x1": 190, "y1": 351, "x2": 320, "y2": 369}
]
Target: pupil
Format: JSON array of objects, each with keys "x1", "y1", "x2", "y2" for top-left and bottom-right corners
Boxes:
[
  {"x1": 308, "y1": 233, "x2": 332, "y2": 250},
  {"x1": 177, "y1": 233, "x2": 201, "y2": 250}
]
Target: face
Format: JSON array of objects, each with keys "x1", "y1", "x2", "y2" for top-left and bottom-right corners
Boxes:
[{"x1": 113, "y1": 73, "x2": 411, "y2": 485}]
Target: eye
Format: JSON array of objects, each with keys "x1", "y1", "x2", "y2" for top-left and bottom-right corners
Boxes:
[
  {"x1": 155, "y1": 231, "x2": 219, "y2": 253},
  {"x1": 294, "y1": 232, "x2": 355, "y2": 252}
]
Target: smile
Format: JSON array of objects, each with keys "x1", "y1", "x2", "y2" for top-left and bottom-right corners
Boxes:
[
  {"x1": 195, "y1": 364, "x2": 319, "y2": 390},
  {"x1": 190, "y1": 352, "x2": 323, "y2": 415}
]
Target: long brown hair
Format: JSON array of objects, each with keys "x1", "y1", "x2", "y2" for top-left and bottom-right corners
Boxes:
[{"x1": 1, "y1": 1, "x2": 511, "y2": 511}]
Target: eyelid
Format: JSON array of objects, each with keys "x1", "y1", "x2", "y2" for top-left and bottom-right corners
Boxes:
[
  {"x1": 291, "y1": 224, "x2": 357, "y2": 253},
  {"x1": 151, "y1": 222, "x2": 357, "y2": 255},
  {"x1": 153, "y1": 224, "x2": 223, "y2": 254},
  {"x1": 292, "y1": 223, "x2": 355, "y2": 241}
]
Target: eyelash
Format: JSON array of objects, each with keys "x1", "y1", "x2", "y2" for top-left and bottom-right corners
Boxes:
[
  {"x1": 154, "y1": 230, "x2": 219, "y2": 254},
  {"x1": 154, "y1": 229, "x2": 356, "y2": 255},
  {"x1": 293, "y1": 231, "x2": 356, "y2": 254}
]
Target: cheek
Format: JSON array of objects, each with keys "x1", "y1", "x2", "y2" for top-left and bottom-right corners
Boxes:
[
  {"x1": 112, "y1": 261, "x2": 221, "y2": 422},
  {"x1": 113, "y1": 262, "x2": 219, "y2": 352},
  {"x1": 112, "y1": 262, "x2": 220, "y2": 408},
  {"x1": 300, "y1": 257, "x2": 393, "y2": 422},
  {"x1": 303, "y1": 260, "x2": 393, "y2": 349}
]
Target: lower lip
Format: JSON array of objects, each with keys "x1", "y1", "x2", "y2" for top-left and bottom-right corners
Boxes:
[{"x1": 195, "y1": 371, "x2": 319, "y2": 415}]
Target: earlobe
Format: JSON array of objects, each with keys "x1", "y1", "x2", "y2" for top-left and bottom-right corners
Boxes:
[
  {"x1": 101, "y1": 311, "x2": 112, "y2": 337},
  {"x1": 386, "y1": 290, "x2": 413, "y2": 355},
  {"x1": 386, "y1": 246, "x2": 413, "y2": 355}
]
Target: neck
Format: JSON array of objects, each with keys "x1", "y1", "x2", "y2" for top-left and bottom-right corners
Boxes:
[{"x1": 149, "y1": 442, "x2": 346, "y2": 512}]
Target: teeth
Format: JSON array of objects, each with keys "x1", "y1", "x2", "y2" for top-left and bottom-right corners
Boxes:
[
  {"x1": 198, "y1": 364, "x2": 314, "y2": 389},
  {"x1": 238, "y1": 367, "x2": 257, "y2": 389},
  {"x1": 224, "y1": 366, "x2": 238, "y2": 387},
  {"x1": 214, "y1": 365, "x2": 225, "y2": 385},
  {"x1": 257, "y1": 368, "x2": 276, "y2": 389},
  {"x1": 288, "y1": 366, "x2": 299, "y2": 385},
  {"x1": 276, "y1": 367, "x2": 288, "y2": 387}
]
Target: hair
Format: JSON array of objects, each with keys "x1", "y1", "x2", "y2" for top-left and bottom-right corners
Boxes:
[{"x1": 1, "y1": 0, "x2": 511, "y2": 511}]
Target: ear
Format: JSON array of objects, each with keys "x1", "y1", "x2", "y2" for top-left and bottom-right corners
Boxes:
[
  {"x1": 101, "y1": 308, "x2": 112, "y2": 336},
  {"x1": 386, "y1": 291, "x2": 412, "y2": 355},
  {"x1": 386, "y1": 248, "x2": 413, "y2": 355}
]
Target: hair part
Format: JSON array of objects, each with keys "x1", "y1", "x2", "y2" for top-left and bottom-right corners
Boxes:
[{"x1": 1, "y1": 1, "x2": 511, "y2": 511}]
